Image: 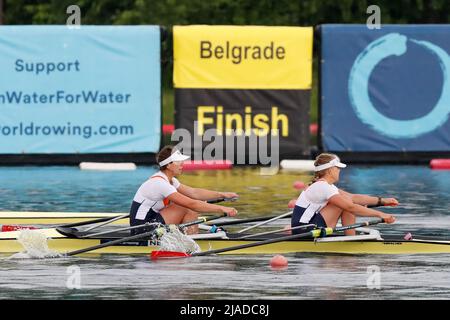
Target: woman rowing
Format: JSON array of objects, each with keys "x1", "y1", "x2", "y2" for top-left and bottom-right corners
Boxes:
[
  {"x1": 129, "y1": 145, "x2": 238, "y2": 235},
  {"x1": 291, "y1": 153, "x2": 397, "y2": 236}
]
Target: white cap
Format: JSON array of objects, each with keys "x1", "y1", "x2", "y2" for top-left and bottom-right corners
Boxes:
[
  {"x1": 159, "y1": 150, "x2": 190, "y2": 167},
  {"x1": 314, "y1": 157, "x2": 347, "y2": 172}
]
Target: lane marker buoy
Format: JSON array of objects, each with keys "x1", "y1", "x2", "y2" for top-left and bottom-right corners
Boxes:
[
  {"x1": 270, "y1": 255, "x2": 288, "y2": 269},
  {"x1": 430, "y1": 159, "x2": 450, "y2": 170}
]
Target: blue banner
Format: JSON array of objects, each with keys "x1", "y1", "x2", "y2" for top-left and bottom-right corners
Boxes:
[
  {"x1": 321, "y1": 25, "x2": 450, "y2": 152},
  {"x1": 0, "y1": 26, "x2": 161, "y2": 154}
]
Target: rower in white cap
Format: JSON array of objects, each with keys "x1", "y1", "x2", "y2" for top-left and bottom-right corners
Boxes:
[
  {"x1": 129, "y1": 145, "x2": 238, "y2": 235},
  {"x1": 291, "y1": 153, "x2": 397, "y2": 236}
]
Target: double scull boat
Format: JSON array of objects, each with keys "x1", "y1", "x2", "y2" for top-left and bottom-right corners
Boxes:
[{"x1": 1, "y1": 225, "x2": 449, "y2": 255}]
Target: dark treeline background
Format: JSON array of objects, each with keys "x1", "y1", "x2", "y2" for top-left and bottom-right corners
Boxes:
[
  {"x1": 1, "y1": 0, "x2": 448, "y2": 125},
  {"x1": 2, "y1": 0, "x2": 450, "y2": 25}
]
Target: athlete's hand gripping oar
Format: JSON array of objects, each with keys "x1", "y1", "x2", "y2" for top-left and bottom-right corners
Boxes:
[
  {"x1": 64, "y1": 213, "x2": 227, "y2": 256},
  {"x1": 150, "y1": 219, "x2": 385, "y2": 259}
]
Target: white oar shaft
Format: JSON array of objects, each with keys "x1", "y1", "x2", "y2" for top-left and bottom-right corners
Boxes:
[
  {"x1": 237, "y1": 211, "x2": 293, "y2": 234},
  {"x1": 82, "y1": 213, "x2": 129, "y2": 232},
  {"x1": 80, "y1": 222, "x2": 160, "y2": 238}
]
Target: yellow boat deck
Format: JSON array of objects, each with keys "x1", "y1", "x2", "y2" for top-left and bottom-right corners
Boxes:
[{"x1": 1, "y1": 227, "x2": 450, "y2": 255}]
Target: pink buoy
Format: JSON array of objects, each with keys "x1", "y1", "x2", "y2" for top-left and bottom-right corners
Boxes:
[
  {"x1": 404, "y1": 232, "x2": 413, "y2": 241},
  {"x1": 270, "y1": 255, "x2": 288, "y2": 269},
  {"x1": 430, "y1": 159, "x2": 450, "y2": 170},
  {"x1": 162, "y1": 124, "x2": 175, "y2": 135},
  {"x1": 181, "y1": 160, "x2": 233, "y2": 171},
  {"x1": 293, "y1": 181, "x2": 305, "y2": 190},
  {"x1": 309, "y1": 123, "x2": 318, "y2": 135}
]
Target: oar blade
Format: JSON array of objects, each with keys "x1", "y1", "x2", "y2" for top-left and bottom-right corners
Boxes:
[{"x1": 150, "y1": 250, "x2": 191, "y2": 260}]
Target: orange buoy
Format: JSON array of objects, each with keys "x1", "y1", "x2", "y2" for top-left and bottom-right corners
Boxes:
[
  {"x1": 270, "y1": 255, "x2": 288, "y2": 268},
  {"x1": 430, "y1": 159, "x2": 450, "y2": 170},
  {"x1": 293, "y1": 181, "x2": 306, "y2": 190}
]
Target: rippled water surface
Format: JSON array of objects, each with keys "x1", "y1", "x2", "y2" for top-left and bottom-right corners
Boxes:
[{"x1": 0, "y1": 165, "x2": 449, "y2": 299}]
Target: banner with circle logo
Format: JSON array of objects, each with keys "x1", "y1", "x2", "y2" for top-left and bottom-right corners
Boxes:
[{"x1": 321, "y1": 25, "x2": 450, "y2": 155}]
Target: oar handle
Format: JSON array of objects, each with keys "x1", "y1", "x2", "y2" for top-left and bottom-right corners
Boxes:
[{"x1": 367, "y1": 203, "x2": 397, "y2": 208}]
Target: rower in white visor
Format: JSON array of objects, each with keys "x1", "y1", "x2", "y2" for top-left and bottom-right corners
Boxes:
[
  {"x1": 291, "y1": 153, "x2": 397, "y2": 236},
  {"x1": 129, "y1": 145, "x2": 238, "y2": 235}
]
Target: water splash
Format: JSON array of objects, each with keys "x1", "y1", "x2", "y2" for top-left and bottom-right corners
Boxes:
[
  {"x1": 9, "y1": 230, "x2": 62, "y2": 259},
  {"x1": 158, "y1": 228, "x2": 201, "y2": 254}
]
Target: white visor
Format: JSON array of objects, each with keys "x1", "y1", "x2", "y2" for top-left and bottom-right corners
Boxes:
[
  {"x1": 159, "y1": 150, "x2": 190, "y2": 167},
  {"x1": 314, "y1": 157, "x2": 347, "y2": 172}
]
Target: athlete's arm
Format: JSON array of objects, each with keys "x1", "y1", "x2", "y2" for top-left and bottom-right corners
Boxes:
[
  {"x1": 177, "y1": 184, "x2": 238, "y2": 201},
  {"x1": 328, "y1": 194, "x2": 396, "y2": 223},
  {"x1": 339, "y1": 189, "x2": 398, "y2": 207},
  {"x1": 167, "y1": 191, "x2": 237, "y2": 216}
]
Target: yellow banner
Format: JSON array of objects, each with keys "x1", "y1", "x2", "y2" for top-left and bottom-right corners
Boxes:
[{"x1": 173, "y1": 25, "x2": 313, "y2": 89}]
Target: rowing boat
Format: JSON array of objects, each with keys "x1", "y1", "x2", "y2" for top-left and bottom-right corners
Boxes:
[
  {"x1": 1, "y1": 226, "x2": 449, "y2": 255},
  {"x1": 0, "y1": 211, "x2": 128, "y2": 225}
]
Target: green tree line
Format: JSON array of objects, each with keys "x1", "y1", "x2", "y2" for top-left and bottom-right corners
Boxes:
[
  {"x1": 3, "y1": 0, "x2": 450, "y2": 25},
  {"x1": 2, "y1": 0, "x2": 449, "y2": 126}
]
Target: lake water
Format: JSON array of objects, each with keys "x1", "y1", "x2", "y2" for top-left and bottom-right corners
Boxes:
[{"x1": 0, "y1": 165, "x2": 449, "y2": 300}]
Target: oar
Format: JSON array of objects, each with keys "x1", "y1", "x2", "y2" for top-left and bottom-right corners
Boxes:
[
  {"x1": 236, "y1": 211, "x2": 292, "y2": 234},
  {"x1": 1, "y1": 214, "x2": 128, "y2": 232},
  {"x1": 2, "y1": 198, "x2": 236, "y2": 233},
  {"x1": 209, "y1": 202, "x2": 392, "y2": 228},
  {"x1": 65, "y1": 213, "x2": 227, "y2": 256},
  {"x1": 206, "y1": 214, "x2": 288, "y2": 227},
  {"x1": 80, "y1": 197, "x2": 236, "y2": 232},
  {"x1": 206, "y1": 197, "x2": 239, "y2": 204},
  {"x1": 81, "y1": 213, "x2": 129, "y2": 232},
  {"x1": 60, "y1": 215, "x2": 127, "y2": 228},
  {"x1": 151, "y1": 218, "x2": 385, "y2": 259}
]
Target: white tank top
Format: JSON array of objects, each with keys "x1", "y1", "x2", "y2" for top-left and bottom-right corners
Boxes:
[
  {"x1": 295, "y1": 181, "x2": 339, "y2": 223},
  {"x1": 132, "y1": 171, "x2": 181, "y2": 220}
]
